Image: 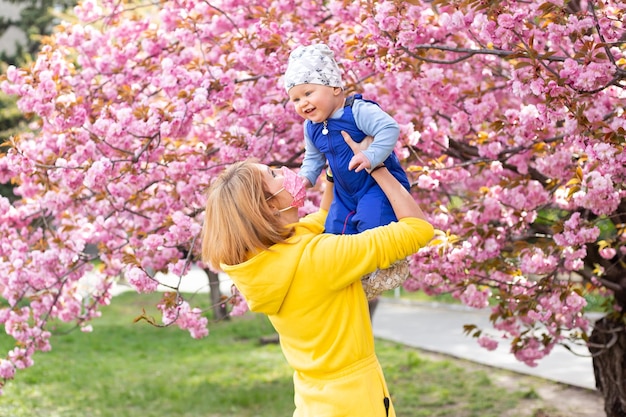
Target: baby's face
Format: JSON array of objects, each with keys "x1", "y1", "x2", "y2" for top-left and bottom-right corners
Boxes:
[{"x1": 288, "y1": 84, "x2": 344, "y2": 123}]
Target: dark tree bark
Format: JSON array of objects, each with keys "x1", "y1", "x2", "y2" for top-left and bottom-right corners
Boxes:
[
  {"x1": 204, "y1": 268, "x2": 228, "y2": 321},
  {"x1": 590, "y1": 315, "x2": 626, "y2": 417}
]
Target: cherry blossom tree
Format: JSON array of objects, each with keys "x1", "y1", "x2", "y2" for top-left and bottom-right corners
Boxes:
[{"x1": 1, "y1": 0, "x2": 626, "y2": 414}]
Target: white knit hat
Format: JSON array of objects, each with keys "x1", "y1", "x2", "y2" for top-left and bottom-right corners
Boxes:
[{"x1": 283, "y1": 44, "x2": 344, "y2": 92}]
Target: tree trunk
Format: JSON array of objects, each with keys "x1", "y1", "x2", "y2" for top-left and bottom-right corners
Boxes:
[
  {"x1": 590, "y1": 315, "x2": 626, "y2": 417},
  {"x1": 204, "y1": 268, "x2": 228, "y2": 321}
]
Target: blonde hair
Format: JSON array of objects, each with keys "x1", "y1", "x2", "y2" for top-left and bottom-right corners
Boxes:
[{"x1": 201, "y1": 160, "x2": 294, "y2": 269}]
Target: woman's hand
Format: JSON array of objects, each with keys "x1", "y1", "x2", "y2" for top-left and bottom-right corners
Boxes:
[
  {"x1": 341, "y1": 131, "x2": 427, "y2": 221},
  {"x1": 341, "y1": 131, "x2": 373, "y2": 172}
]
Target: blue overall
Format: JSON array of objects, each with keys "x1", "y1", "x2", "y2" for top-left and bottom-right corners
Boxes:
[{"x1": 307, "y1": 95, "x2": 410, "y2": 235}]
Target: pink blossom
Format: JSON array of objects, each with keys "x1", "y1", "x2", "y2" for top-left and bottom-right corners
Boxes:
[
  {"x1": 572, "y1": 171, "x2": 620, "y2": 216},
  {"x1": 227, "y1": 285, "x2": 250, "y2": 317},
  {"x1": 477, "y1": 141, "x2": 502, "y2": 159},
  {"x1": 460, "y1": 284, "x2": 490, "y2": 309},
  {"x1": 0, "y1": 360, "x2": 15, "y2": 380},
  {"x1": 477, "y1": 335, "x2": 498, "y2": 351},
  {"x1": 513, "y1": 337, "x2": 553, "y2": 367},
  {"x1": 450, "y1": 111, "x2": 470, "y2": 136},
  {"x1": 159, "y1": 300, "x2": 209, "y2": 339},
  {"x1": 402, "y1": 277, "x2": 422, "y2": 292},
  {"x1": 416, "y1": 174, "x2": 439, "y2": 190},
  {"x1": 8, "y1": 347, "x2": 34, "y2": 370},
  {"x1": 565, "y1": 292, "x2": 587, "y2": 312},
  {"x1": 126, "y1": 267, "x2": 159, "y2": 293},
  {"x1": 553, "y1": 213, "x2": 600, "y2": 246},
  {"x1": 423, "y1": 273, "x2": 443, "y2": 287},
  {"x1": 230, "y1": 299, "x2": 250, "y2": 317},
  {"x1": 493, "y1": 316, "x2": 521, "y2": 338},
  {"x1": 520, "y1": 248, "x2": 558, "y2": 275},
  {"x1": 600, "y1": 247, "x2": 617, "y2": 260}
]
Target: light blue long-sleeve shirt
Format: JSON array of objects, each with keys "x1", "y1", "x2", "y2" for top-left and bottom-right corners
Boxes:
[{"x1": 299, "y1": 98, "x2": 400, "y2": 186}]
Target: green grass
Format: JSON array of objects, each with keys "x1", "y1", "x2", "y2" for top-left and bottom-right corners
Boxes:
[
  {"x1": 376, "y1": 345, "x2": 528, "y2": 417},
  {"x1": 0, "y1": 292, "x2": 294, "y2": 417},
  {"x1": 0, "y1": 292, "x2": 550, "y2": 417}
]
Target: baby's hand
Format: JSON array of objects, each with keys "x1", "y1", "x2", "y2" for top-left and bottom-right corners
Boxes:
[{"x1": 301, "y1": 176, "x2": 313, "y2": 189}]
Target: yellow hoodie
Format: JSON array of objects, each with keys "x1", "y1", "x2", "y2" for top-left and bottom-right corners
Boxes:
[{"x1": 222, "y1": 210, "x2": 434, "y2": 417}]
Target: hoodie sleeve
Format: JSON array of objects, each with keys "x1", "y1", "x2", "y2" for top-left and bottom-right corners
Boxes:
[{"x1": 307, "y1": 217, "x2": 434, "y2": 291}]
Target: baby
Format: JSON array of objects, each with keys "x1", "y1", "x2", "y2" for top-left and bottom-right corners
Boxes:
[{"x1": 284, "y1": 43, "x2": 412, "y2": 299}]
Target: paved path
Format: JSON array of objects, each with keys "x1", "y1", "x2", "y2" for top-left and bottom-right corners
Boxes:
[{"x1": 372, "y1": 298, "x2": 597, "y2": 390}]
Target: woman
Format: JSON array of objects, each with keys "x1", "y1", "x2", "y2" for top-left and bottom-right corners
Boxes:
[{"x1": 202, "y1": 132, "x2": 434, "y2": 417}]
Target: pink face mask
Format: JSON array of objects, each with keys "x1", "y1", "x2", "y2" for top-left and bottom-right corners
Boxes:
[
  {"x1": 266, "y1": 166, "x2": 307, "y2": 210},
  {"x1": 281, "y1": 166, "x2": 307, "y2": 208}
]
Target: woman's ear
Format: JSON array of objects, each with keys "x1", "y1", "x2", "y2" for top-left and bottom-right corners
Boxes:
[
  {"x1": 266, "y1": 200, "x2": 279, "y2": 211},
  {"x1": 264, "y1": 198, "x2": 281, "y2": 216},
  {"x1": 265, "y1": 195, "x2": 282, "y2": 213}
]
